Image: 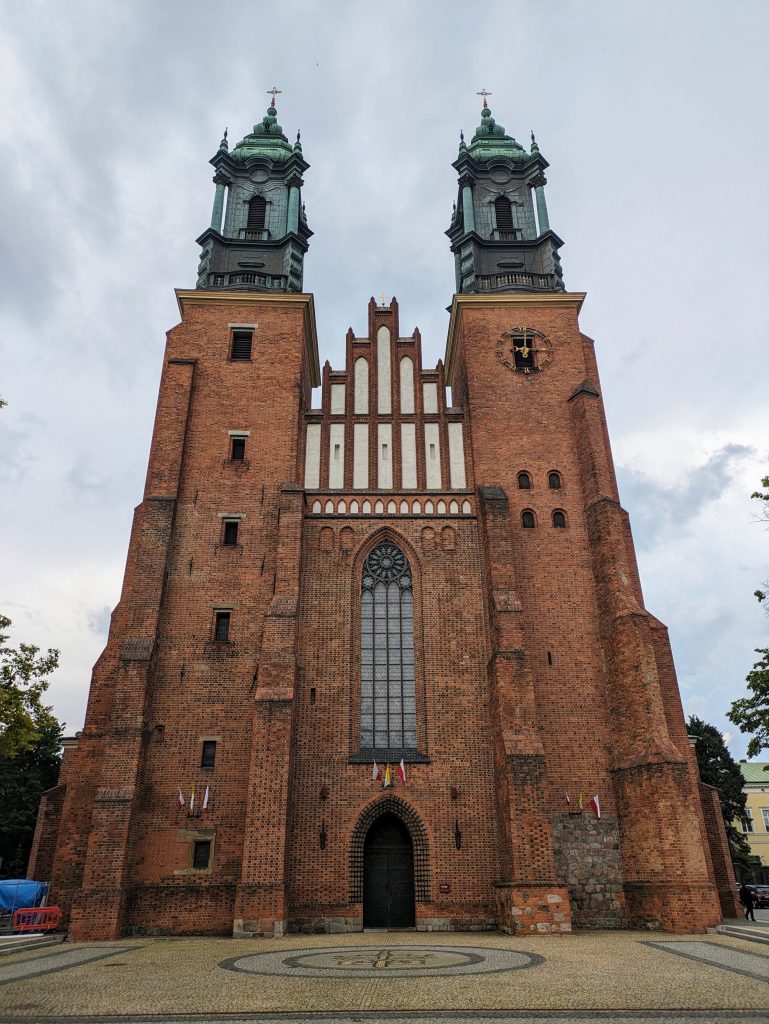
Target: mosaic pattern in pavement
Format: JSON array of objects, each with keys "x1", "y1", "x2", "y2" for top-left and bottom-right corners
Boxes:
[
  {"x1": 0, "y1": 945, "x2": 137, "y2": 985},
  {"x1": 219, "y1": 944, "x2": 544, "y2": 978},
  {"x1": 645, "y1": 941, "x2": 769, "y2": 985}
]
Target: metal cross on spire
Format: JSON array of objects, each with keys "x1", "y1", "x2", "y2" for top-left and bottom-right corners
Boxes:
[
  {"x1": 267, "y1": 86, "x2": 282, "y2": 108},
  {"x1": 477, "y1": 88, "x2": 492, "y2": 108}
]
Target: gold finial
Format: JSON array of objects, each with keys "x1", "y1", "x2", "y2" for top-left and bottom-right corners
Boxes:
[
  {"x1": 477, "y1": 88, "x2": 492, "y2": 108},
  {"x1": 267, "y1": 85, "x2": 282, "y2": 108},
  {"x1": 379, "y1": 293, "x2": 387, "y2": 306}
]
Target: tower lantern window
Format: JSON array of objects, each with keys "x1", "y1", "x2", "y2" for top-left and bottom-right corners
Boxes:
[
  {"x1": 494, "y1": 196, "x2": 519, "y2": 238},
  {"x1": 247, "y1": 196, "x2": 266, "y2": 232}
]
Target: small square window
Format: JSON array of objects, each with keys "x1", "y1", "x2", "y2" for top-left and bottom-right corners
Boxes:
[
  {"x1": 230, "y1": 331, "x2": 253, "y2": 360},
  {"x1": 201, "y1": 740, "x2": 217, "y2": 769},
  {"x1": 214, "y1": 611, "x2": 230, "y2": 642},
  {"x1": 193, "y1": 839, "x2": 211, "y2": 869},
  {"x1": 223, "y1": 520, "x2": 239, "y2": 546},
  {"x1": 230, "y1": 436, "x2": 246, "y2": 461}
]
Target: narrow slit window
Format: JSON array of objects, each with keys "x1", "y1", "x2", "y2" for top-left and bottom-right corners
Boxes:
[
  {"x1": 214, "y1": 611, "x2": 231, "y2": 642},
  {"x1": 192, "y1": 840, "x2": 211, "y2": 869},
  {"x1": 230, "y1": 436, "x2": 246, "y2": 461},
  {"x1": 201, "y1": 740, "x2": 217, "y2": 769},
  {"x1": 222, "y1": 520, "x2": 239, "y2": 546},
  {"x1": 230, "y1": 330, "x2": 253, "y2": 361}
]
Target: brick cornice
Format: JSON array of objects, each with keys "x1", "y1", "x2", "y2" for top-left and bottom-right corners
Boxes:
[
  {"x1": 444, "y1": 291, "x2": 587, "y2": 384},
  {"x1": 175, "y1": 289, "x2": 321, "y2": 386}
]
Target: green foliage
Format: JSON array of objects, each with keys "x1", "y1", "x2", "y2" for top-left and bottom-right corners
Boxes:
[
  {"x1": 0, "y1": 614, "x2": 60, "y2": 759},
  {"x1": 0, "y1": 714, "x2": 62, "y2": 877},
  {"x1": 728, "y1": 649, "x2": 769, "y2": 759},
  {"x1": 753, "y1": 474, "x2": 769, "y2": 605},
  {"x1": 688, "y1": 715, "x2": 751, "y2": 864},
  {"x1": 0, "y1": 613, "x2": 62, "y2": 877}
]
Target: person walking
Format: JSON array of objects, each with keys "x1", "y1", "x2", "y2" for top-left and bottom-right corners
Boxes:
[{"x1": 739, "y1": 883, "x2": 756, "y2": 922}]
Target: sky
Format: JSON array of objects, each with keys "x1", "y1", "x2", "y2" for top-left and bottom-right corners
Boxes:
[{"x1": 1, "y1": 0, "x2": 768, "y2": 760}]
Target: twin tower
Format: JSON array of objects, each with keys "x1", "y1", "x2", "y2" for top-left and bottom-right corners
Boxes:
[{"x1": 30, "y1": 98, "x2": 740, "y2": 940}]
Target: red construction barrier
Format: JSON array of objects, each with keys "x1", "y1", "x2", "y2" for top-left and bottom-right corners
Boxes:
[{"x1": 11, "y1": 906, "x2": 61, "y2": 933}]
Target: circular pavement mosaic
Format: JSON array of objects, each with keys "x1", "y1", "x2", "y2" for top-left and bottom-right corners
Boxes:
[{"x1": 219, "y1": 944, "x2": 544, "y2": 979}]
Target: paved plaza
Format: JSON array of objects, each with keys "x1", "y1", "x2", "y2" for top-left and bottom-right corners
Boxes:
[{"x1": 0, "y1": 930, "x2": 766, "y2": 1023}]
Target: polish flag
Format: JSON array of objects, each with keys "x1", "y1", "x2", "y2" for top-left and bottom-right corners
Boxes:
[
  {"x1": 202, "y1": 786, "x2": 210, "y2": 813},
  {"x1": 178, "y1": 788, "x2": 185, "y2": 809},
  {"x1": 589, "y1": 794, "x2": 601, "y2": 820},
  {"x1": 372, "y1": 761, "x2": 382, "y2": 781},
  {"x1": 397, "y1": 759, "x2": 407, "y2": 784}
]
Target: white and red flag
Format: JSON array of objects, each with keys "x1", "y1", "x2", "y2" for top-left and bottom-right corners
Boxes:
[
  {"x1": 202, "y1": 786, "x2": 210, "y2": 813},
  {"x1": 397, "y1": 759, "x2": 407, "y2": 784},
  {"x1": 565, "y1": 792, "x2": 571, "y2": 808},
  {"x1": 178, "y1": 788, "x2": 185, "y2": 809},
  {"x1": 589, "y1": 794, "x2": 601, "y2": 820},
  {"x1": 372, "y1": 761, "x2": 382, "y2": 781},
  {"x1": 189, "y1": 787, "x2": 196, "y2": 813}
]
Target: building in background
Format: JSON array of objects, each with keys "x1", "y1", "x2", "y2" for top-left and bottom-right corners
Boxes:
[
  {"x1": 29, "y1": 97, "x2": 740, "y2": 938},
  {"x1": 737, "y1": 762, "x2": 769, "y2": 884}
]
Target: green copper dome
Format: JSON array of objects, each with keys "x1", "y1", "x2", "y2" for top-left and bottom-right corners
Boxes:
[
  {"x1": 230, "y1": 105, "x2": 295, "y2": 163},
  {"x1": 466, "y1": 106, "x2": 529, "y2": 162}
]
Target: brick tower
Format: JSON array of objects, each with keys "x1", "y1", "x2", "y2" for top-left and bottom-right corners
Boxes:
[{"x1": 30, "y1": 97, "x2": 740, "y2": 938}]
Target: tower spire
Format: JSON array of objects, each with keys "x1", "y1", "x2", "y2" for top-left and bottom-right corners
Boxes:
[
  {"x1": 195, "y1": 96, "x2": 312, "y2": 293},
  {"x1": 446, "y1": 98, "x2": 564, "y2": 294}
]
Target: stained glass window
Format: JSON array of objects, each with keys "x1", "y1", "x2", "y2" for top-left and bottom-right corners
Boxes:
[{"x1": 360, "y1": 541, "x2": 416, "y2": 751}]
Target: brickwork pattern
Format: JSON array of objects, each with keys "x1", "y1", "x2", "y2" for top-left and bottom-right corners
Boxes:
[{"x1": 34, "y1": 291, "x2": 736, "y2": 939}]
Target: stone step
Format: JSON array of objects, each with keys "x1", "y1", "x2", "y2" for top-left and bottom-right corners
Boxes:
[
  {"x1": 0, "y1": 932, "x2": 65, "y2": 956},
  {"x1": 718, "y1": 924, "x2": 769, "y2": 947}
]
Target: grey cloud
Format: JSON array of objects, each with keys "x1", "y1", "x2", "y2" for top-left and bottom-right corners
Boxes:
[
  {"x1": 618, "y1": 444, "x2": 756, "y2": 549},
  {"x1": 86, "y1": 605, "x2": 111, "y2": 638}
]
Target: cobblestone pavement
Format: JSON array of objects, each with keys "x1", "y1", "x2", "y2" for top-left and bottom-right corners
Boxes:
[{"x1": 0, "y1": 931, "x2": 766, "y2": 1021}]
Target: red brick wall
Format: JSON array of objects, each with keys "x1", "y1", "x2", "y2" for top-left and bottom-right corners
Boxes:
[{"x1": 45, "y1": 290, "x2": 726, "y2": 938}]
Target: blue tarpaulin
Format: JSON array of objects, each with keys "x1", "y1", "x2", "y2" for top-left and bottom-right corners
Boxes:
[{"x1": 0, "y1": 880, "x2": 48, "y2": 912}]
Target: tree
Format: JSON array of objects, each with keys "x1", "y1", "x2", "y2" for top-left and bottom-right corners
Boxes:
[
  {"x1": 0, "y1": 613, "x2": 62, "y2": 876},
  {"x1": 728, "y1": 650, "x2": 769, "y2": 759},
  {"x1": 0, "y1": 614, "x2": 60, "y2": 759},
  {"x1": 688, "y1": 715, "x2": 750, "y2": 864},
  {"x1": 752, "y1": 473, "x2": 769, "y2": 606},
  {"x1": 0, "y1": 714, "x2": 62, "y2": 876}
]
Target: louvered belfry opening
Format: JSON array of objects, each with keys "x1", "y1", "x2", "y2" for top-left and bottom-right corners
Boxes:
[
  {"x1": 247, "y1": 195, "x2": 267, "y2": 232},
  {"x1": 494, "y1": 195, "x2": 515, "y2": 235}
]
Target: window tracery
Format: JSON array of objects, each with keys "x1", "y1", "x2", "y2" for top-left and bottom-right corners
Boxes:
[{"x1": 360, "y1": 541, "x2": 416, "y2": 751}]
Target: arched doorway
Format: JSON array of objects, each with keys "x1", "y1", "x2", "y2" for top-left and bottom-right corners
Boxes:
[{"x1": 363, "y1": 814, "x2": 415, "y2": 928}]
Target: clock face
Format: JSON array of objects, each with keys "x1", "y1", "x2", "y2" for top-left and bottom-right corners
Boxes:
[{"x1": 495, "y1": 327, "x2": 553, "y2": 375}]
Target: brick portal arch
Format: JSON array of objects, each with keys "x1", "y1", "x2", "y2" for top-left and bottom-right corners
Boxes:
[{"x1": 349, "y1": 795, "x2": 430, "y2": 903}]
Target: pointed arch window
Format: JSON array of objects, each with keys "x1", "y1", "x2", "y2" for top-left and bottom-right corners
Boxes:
[
  {"x1": 360, "y1": 541, "x2": 416, "y2": 752},
  {"x1": 246, "y1": 195, "x2": 266, "y2": 232}
]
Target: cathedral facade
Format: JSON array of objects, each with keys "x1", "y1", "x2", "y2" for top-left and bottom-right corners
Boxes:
[{"x1": 29, "y1": 99, "x2": 740, "y2": 938}]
